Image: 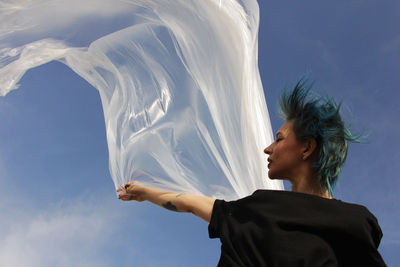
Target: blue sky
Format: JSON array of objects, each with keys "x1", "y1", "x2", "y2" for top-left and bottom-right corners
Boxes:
[{"x1": 0, "y1": 1, "x2": 399, "y2": 266}]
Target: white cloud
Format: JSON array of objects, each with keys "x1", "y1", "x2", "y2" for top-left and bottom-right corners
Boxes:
[
  {"x1": 313, "y1": 40, "x2": 340, "y2": 74},
  {"x1": 380, "y1": 34, "x2": 400, "y2": 55},
  {"x1": 2, "y1": 0, "x2": 135, "y2": 35},
  {"x1": 0, "y1": 194, "x2": 121, "y2": 267}
]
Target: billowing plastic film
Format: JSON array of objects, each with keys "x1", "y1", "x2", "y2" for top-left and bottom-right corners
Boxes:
[{"x1": 0, "y1": 0, "x2": 283, "y2": 200}]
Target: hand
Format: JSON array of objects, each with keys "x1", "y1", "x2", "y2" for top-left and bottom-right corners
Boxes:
[{"x1": 117, "y1": 180, "x2": 147, "y2": 202}]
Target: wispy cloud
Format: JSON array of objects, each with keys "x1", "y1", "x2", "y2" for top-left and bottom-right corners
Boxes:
[
  {"x1": 0, "y1": 191, "x2": 121, "y2": 267},
  {"x1": 380, "y1": 34, "x2": 400, "y2": 55},
  {"x1": 313, "y1": 40, "x2": 340, "y2": 74},
  {"x1": 2, "y1": 0, "x2": 133, "y2": 35}
]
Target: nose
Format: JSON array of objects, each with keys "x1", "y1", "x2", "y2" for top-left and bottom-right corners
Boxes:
[{"x1": 264, "y1": 143, "x2": 273, "y2": 155}]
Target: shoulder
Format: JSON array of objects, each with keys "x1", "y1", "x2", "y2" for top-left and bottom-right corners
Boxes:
[
  {"x1": 242, "y1": 190, "x2": 381, "y2": 228},
  {"x1": 334, "y1": 200, "x2": 383, "y2": 247},
  {"x1": 218, "y1": 189, "x2": 380, "y2": 224}
]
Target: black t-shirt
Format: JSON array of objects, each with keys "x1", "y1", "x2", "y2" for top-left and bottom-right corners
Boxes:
[{"x1": 208, "y1": 190, "x2": 386, "y2": 267}]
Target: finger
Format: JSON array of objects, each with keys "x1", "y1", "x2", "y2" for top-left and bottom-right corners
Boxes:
[
  {"x1": 125, "y1": 181, "x2": 136, "y2": 191},
  {"x1": 119, "y1": 195, "x2": 129, "y2": 201},
  {"x1": 117, "y1": 183, "x2": 129, "y2": 192},
  {"x1": 117, "y1": 182, "x2": 130, "y2": 192},
  {"x1": 127, "y1": 180, "x2": 136, "y2": 186},
  {"x1": 119, "y1": 190, "x2": 134, "y2": 197},
  {"x1": 120, "y1": 195, "x2": 135, "y2": 201}
]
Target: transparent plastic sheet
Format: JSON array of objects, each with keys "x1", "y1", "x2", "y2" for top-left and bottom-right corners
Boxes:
[{"x1": 0, "y1": 0, "x2": 283, "y2": 200}]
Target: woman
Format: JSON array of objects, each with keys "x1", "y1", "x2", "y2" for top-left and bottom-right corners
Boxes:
[{"x1": 118, "y1": 80, "x2": 386, "y2": 266}]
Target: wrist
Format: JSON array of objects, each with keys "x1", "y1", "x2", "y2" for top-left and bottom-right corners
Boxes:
[{"x1": 141, "y1": 186, "x2": 152, "y2": 201}]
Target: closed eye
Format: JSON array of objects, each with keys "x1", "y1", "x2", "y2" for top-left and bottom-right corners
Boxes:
[{"x1": 275, "y1": 131, "x2": 283, "y2": 143}]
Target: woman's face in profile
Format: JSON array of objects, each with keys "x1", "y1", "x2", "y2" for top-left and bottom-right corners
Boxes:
[{"x1": 264, "y1": 121, "x2": 305, "y2": 181}]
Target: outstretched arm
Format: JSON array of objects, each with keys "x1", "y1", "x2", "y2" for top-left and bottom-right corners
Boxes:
[{"x1": 117, "y1": 181, "x2": 216, "y2": 223}]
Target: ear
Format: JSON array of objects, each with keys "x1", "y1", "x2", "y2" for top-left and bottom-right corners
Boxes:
[{"x1": 302, "y1": 138, "x2": 317, "y2": 160}]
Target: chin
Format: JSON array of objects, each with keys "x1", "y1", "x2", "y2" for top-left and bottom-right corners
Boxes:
[
  {"x1": 267, "y1": 171, "x2": 278, "y2": 180},
  {"x1": 268, "y1": 170, "x2": 285, "y2": 181}
]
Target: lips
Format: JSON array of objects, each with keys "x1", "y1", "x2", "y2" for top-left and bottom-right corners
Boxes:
[{"x1": 267, "y1": 158, "x2": 272, "y2": 168}]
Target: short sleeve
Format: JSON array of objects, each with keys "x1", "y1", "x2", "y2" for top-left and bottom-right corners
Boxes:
[
  {"x1": 208, "y1": 192, "x2": 258, "y2": 239},
  {"x1": 208, "y1": 199, "x2": 226, "y2": 238}
]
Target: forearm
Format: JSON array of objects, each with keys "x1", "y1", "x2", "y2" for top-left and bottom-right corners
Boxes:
[
  {"x1": 145, "y1": 189, "x2": 189, "y2": 212},
  {"x1": 144, "y1": 188, "x2": 215, "y2": 222}
]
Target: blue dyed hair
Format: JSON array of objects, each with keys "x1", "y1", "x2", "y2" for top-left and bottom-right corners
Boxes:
[{"x1": 279, "y1": 78, "x2": 359, "y2": 196}]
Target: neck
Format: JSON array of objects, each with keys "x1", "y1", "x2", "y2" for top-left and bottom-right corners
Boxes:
[{"x1": 290, "y1": 176, "x2": 331, "y2": 199}]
